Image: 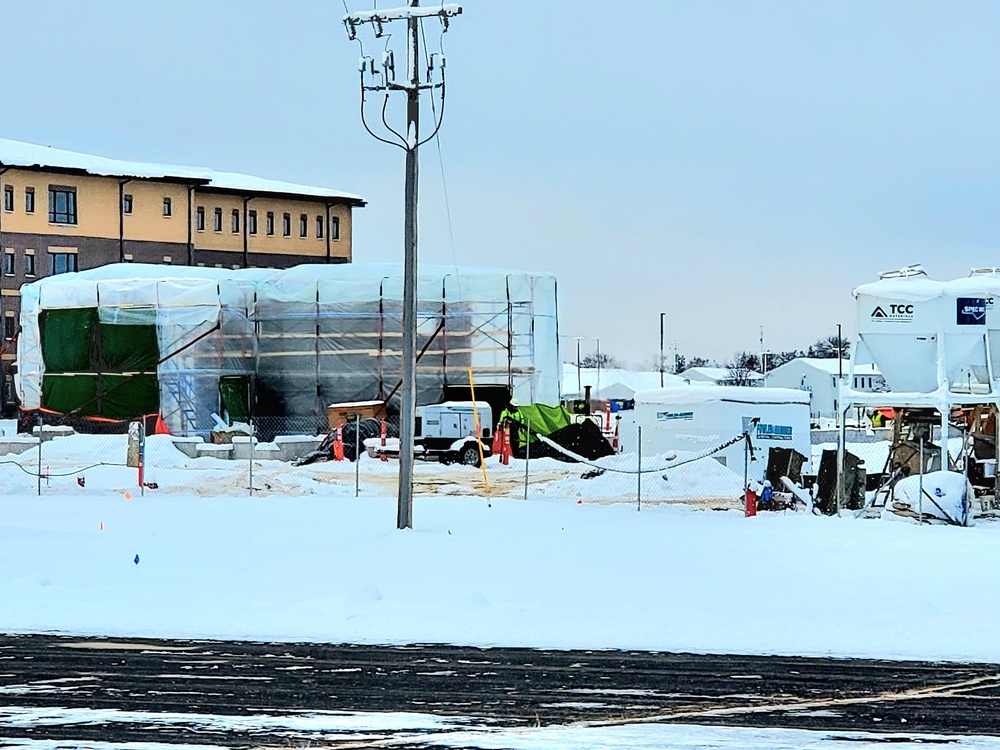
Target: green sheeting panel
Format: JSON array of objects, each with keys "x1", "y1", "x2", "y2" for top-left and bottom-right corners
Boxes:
[
  {"x1": 98, "y1": 375, "x2": 159, "y2": 420},
  {"x1": 42, "y1": 375, "x2": 100, "y2": 416},
  {"x1": 39, "y1": 308, "x2": 161, "y2": 419},
  {"x1": 501, "y1": 403, "x2": 573, "y2": 444},
  {"x1": 100, "y1": 323, "x2": 159, "y2": 371},
  {"x1": 41, "y1": 374, "x2": 159, "y2": 420},
  {"x1": 40, "y1": 309, "x2": 97, "y2": 372}
]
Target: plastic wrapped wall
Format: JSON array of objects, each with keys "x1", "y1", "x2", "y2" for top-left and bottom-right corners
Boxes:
[{"x1": 18, "y1": 263, "x2": 560, "y2": 436}]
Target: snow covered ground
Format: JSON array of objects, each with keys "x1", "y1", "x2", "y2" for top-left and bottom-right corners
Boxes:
[
  {"x1": 2, "y1": 715, "x2": 1000, "y2": 750},
  {"x1": 0, "y1": 433, "x2": 745, "y2": 507},
  {"x1": 4, "y1": 482, "x2": 1000, "y2": 662}
]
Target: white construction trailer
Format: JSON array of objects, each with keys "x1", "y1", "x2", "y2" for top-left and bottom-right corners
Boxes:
[{"x1": 618, "y1": 386, "x2": 811, "y2": 483}]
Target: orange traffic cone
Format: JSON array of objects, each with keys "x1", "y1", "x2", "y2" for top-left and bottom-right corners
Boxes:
[
  {"x1": 154, "y1": 414, "x2": 170, "y2": 435},
  {"x1": 495, "y1": 424, "x2": 506, "y2": 465},
  {"x1": 501, "y1": 424, "x2": 513, "y2": 466},
  {"x1": 333, "y1": 422, "x2": 345, "y2": 461}
]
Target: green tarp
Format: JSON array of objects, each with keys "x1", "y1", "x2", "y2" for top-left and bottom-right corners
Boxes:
[
  {"x1": 501, "y1": 403, "x2": 573, "y2": 444},
  {"x1": 41, "y1": 308, "x2": 96, "y2": 372},
  {"x1": 39, "y1": 307, "x2": 160, "y2": 420}
]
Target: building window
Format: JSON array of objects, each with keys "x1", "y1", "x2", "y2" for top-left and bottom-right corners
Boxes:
[
  {"x1": 3, "y1": 317, "x2": 14, "y2": 340},
  {"x1": 282, "y1": 213, "x2": 291, "y2": 237},
  {"x1": 49, "y1": 252, "x2": 78, "y2": 275},
  {"x1": 266, "y1": 211, "x2": 274, "y2": 236},
  {"x1": 330, "y1": 216, "x2": 340, "y2": 240},
  {"x1": 299, "y1": 214, "x2": 308, "y2": 238},
  {"x1": 24, "y1": 188, "x2": 34, "y2": 214},
  {"x1": 196, "y1": 206, "x2": 205, "y2": 231},
  {"x1": 316, "y1": 216, "x2": 324, "y2": 239},
  {"x1": 163, "y1": 197, "x2": 172, "y2": 217},
  {"x1": 48, "y1": 186, "x2": 77, "y2": 225},
  {"x1": 231, "y1": 209, "x2": 240, "y2": 234},
  {"x1": 213, "y1": 207, "x2": 223, "y2": 232},
  {"x1": 248, "y1": 210, "x2": 258, "y2": 235},
  {"x1": 122, "y1": 194, "x2": 133, "y2": 215},
  {"x1": 24, "y1": 253, "x2": 35, "y2": 277},
  {"x1": 3, "y1": 253, "x2": 13, "y2": 276},
  {"x1": 3, "y1": 185, "x2": 13, "y2": 212}
]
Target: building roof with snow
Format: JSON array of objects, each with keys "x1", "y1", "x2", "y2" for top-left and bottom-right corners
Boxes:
[
  {"x1": 0, "y1": 137, "x2": 365, "y2": 204},
  {"x1": 768, "y1": 358, "x2": 881, "y2": 377},
  {"x1": 561, "y1": 364, "x2": 686, "y2": 400},
  {"x1": 680, "y1": 366, "x2": 764, "y2": 386},
  {"x1": 634, "y1": 385, "x2": 810, "y2": 406}
]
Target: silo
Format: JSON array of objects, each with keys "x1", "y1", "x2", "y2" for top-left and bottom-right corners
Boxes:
[
  {"x1": 939, "y1": 271, "x2": 999, "y2": 395},
  {"x1": 854, "y1": 271, "x2": 945, "y2": 394}
]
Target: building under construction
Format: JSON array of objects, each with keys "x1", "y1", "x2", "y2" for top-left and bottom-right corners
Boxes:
[{"x1": 16, "y1": 263, "x2": 560, "y2": 436}]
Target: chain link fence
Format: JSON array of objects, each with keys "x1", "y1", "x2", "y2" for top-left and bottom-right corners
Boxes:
[{"x1": 1, "y1": 411, "x2": 884, "y2": 513}]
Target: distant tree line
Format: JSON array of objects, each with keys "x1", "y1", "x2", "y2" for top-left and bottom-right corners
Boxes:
[{"x1": 576, "y1": 335, "x2": 849, "y2": 376}]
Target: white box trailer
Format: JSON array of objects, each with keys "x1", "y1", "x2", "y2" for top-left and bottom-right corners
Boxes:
[{"x1": 619, "y1": 386, "x2": 811, "y2": 482}]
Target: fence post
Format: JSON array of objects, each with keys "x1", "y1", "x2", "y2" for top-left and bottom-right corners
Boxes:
[
  {"x1": 36, "y1": 412, "x2": 42, "y2": 497},
  {"x1": 355, "y1": 413, "x2": 361, "y2": 498},
  {"x1": 523, "y1": 417, "x2": 530, "y2": 502},
  {"x1": 249, "y1": 415, "x2": 254, "y2": 497},
  {"x1": 918, "y1": 434, "x2": 924, "y2": 524},
  {"x1": 637, "y1": 424, "x2": 642, "y2": 512}
]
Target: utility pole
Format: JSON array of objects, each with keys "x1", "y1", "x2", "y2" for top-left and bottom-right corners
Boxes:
[
  {"x1": 759, "y1": 325, "x2": 767, "y2": 386},
  {"x1": 659, "y1": 312, "x2": 665, "y2": 387},
  {"x1": 345, "y1": 2, "x2": 462, "y2": 529}
]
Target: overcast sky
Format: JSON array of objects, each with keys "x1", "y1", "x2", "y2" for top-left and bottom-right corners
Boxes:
[{"x1": 2, "y1": 1, "x2": 999, "y2": 367}]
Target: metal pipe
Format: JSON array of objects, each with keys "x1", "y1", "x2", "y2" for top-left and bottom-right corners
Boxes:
[
  {"x1": 186, "y1": 185, "x2": 195, "y2": 266},
  {"x1": 919, "y1": 434, "x2": 924, "y2": 524},
  {"x1": 325, "y1": 203, "x2": 333, "y2": 263},
  {"x1": 659, "y1": 312, "x2": 664, "y2": 387},
  {"x1": 118, "y1": 179, "x2": 132, "y2": 262},
  {"x1": 523, "y1": 416, "x2": 530, "y2": 502},
  {"x1": 242, "y1": 197, "x2": 251, "y2": 268}
]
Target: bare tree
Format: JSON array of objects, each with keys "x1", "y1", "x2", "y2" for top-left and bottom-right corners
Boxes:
[{"x1": 725, "y1": 351, "x2": 761, "y2": 386}]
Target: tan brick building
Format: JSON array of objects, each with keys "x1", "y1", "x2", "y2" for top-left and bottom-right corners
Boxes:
[{"x1": 0, "y1": 138, "x2": 365, "y2": 411}]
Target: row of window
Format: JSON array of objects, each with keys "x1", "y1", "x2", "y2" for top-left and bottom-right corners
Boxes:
[
  {"x1": 194, "y1": 207, "x2": 339, "y2": 240},
  {"x1": 122, "y1": 194, "x2": 172, "y2": 217},
  {"x1": 2, "y1": 249, "x2": 75, "y2": 277},
  {"x1": 4, "y1": 185, "x2": 76, "y2": 224},
  {"x1": 3, "y1": 186, "x2": 341, "y2": 241}
]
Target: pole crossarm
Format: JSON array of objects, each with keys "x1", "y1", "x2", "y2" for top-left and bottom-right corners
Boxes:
[{"x1": 344, "y1": 4, "x2": 462, "y2": 38}]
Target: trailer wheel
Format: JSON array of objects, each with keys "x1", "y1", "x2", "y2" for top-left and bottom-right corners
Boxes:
[{"x1": 460, "y1": 444, "x2": 481, "y2": 468}]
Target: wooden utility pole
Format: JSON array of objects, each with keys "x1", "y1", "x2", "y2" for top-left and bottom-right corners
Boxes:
[{"x1": 344, "y1": 1, "x2": 462, "y2": 529}]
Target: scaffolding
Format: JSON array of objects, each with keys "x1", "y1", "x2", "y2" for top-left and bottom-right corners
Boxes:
[{"x1": 17, "y1": 263, "x2": 560, "y2": 437}]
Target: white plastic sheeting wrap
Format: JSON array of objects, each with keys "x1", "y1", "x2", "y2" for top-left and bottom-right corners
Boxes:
[{"x1": 17, "y1": 263, "x2": 560, "y2": 436}]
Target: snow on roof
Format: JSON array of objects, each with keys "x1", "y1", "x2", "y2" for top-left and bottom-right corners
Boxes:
[
  {"x1": 854, "y1": 277, "x2": 944, "y2": 301},
  {"x1": 681, "y1": 366, "x2": 763, "y2": 382},
  {"x1": 561, "y1": 364, "x2": 686, "y2": 399},
  {"x1": 0, "y1": 137, "x2": 364, "y2": 204},
  {"x1": 634, "y1": 385, "x2": 810, "y2": 406},
  {"x1": 770, "y1": 358, "x2": 881, "y2": 376}
]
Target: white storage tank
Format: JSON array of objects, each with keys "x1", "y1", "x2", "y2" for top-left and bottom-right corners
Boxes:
[
  {"x1": 940, "y1": 270, "x2": 1000, "y2": 394},
  {"x1": 854, "y1": 267, "x2": 945, "y2": 394}
]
